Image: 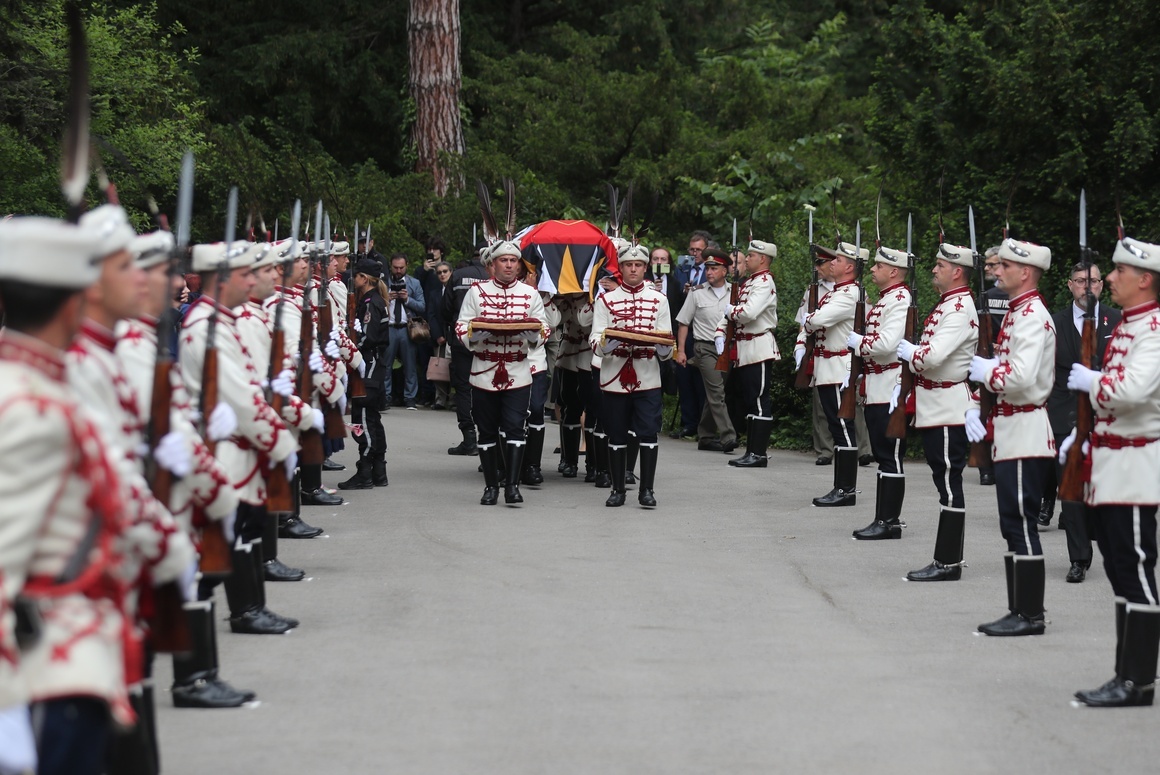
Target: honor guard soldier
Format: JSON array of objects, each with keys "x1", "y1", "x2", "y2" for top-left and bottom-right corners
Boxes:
[
  {"x1": 898, "y1": 243, "x2": 978, "y2": 581},
  {"x1": 456, "y1": 240, "x2": 548, "y2": 505},
  {"x1": 522, "y1": 284, "x2": 561, "y2": 486},
  {"x1": 966, "y1": 238, "x2": 1056, "y2": 636},
  {"x1": 114, "y1": 231, "x2": 256, "y2": 710},
  {"x1": 1067, "y1": 236, "x2": 1160, "y2": 706},
  {"x1": 590, "y1": 244, "x2": 675, "y2": 507},
  {"x1": 714, "y1": 241, "x2": 780, "y2": 465},
  {"x1": 804, "y1": 241, "x2": 865, "y2": 505},
  {"x1": 553, "y1": 293, "x2": 594, "y2": 477},
  {"x1": 0, "y1": 216, "x2": 153, "y2": 775},
  {"x1": 181, "y1": 240, "x2": 302, "y2": 635},
  {"x1": 675, "y1": 248, "x2": 738, "y2": 453},
  {"x1": 849, "y1": 245, "x2": 911, "y2": 539}
]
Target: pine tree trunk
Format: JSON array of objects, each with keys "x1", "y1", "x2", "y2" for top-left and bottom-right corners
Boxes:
[{"x1": 408, "y1": 0, "x2": 464, "y2": 197}]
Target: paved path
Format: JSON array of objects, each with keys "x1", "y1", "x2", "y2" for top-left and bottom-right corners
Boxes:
[{"x1": 157, "y1": 409, "x2": 1158, "y2": 774}]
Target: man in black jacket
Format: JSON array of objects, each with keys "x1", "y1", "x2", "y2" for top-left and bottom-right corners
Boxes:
[
  {"x1": 444, "y1": 244, "x2": 490, "y2": 455},
  {"x1": 1044, "y1": 261, "x2": 1121, "y2": 582}
]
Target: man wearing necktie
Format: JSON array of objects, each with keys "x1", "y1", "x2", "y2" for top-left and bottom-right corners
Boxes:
[
  {"x1": 383, "y1": 253, "x2": 426, "y2": 409},
  {"x1": 670, "y1": 230, "x2": 711, "y2": 439}
]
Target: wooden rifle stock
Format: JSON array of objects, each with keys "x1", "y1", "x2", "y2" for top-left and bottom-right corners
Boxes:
[
  {"x1": 967, "y1": 313, "x2": 996, "y2": 468},
  {"x1": 197, "y1": 348, "x2": 233, "y2": 578},
  {"x1": 886, "y1": 304, "x2": 916, "y2": 439},
  {"x1": 715, "y1": 279, "x2": 740, "y2": 371},
  {"x1": 1058, "y1": 315, "x2": 1096, "y2": 501},
  {"x1": 838, "y1": 292, "x2": 865, "y2": 420},
  {"x1": 346, "y1": 284, "x2": 366, "y2": 401},
  {"x1": 297, "y1": 293, "x2": 326, "y2": 466},
  {"x1": 265, "y1": 326, "x2": 294, "y2": 514},
  {"x1": 794, "y1": 262, "x2": 819, "y2": 390}
]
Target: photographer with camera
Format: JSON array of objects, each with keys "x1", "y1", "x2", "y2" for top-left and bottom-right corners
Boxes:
[{"x1": 383, "y1": 253, "x2": 426, "y2": 409}]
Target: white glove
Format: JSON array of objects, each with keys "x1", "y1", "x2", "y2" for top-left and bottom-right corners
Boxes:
[
  {"x1": 356, "y1": 360, "x2": 366, "y2": 377},
  {"x1": 469, "y1": 330, "x2": 492, "y2": 343},
  {"x1": 353, "y1": 317, "x2": 363, "y2": 334},
  {"x1": 283, "y1": 450, "x2": 298, "y2": 480},
  {"x1": 521, "y1": 329, "x2": 541, "y2": 343},
  {"x1": 325, "y1": 338, "x2": 342, "y2": 359},
  {"x1": 271, "y1": 368, "x2": 295, "y2": 398},
  {"x1": 964, "y1": 408, "x2": 987, "y2": 443},
  {"x1": 337, "y1": 393, "x2": 347, "y2": 415},
  {"x1": 0, "y1": 705, "x2": 37, "y2": 775},
  {"x1": 309, "y1": 349, "x2": 325, "y2": 373},
  {"x1": 155, "y1": 431, "x2": 192, "y2": 478},
  {"x1": 968, "y1": 355, "x2": 998, "y2": 384},
  {"x1": 1068, "y1": 363, "x2": 1100, "y2": 393},
  {"x1": 889, "y1": 383, "x2": 901, "y2": 413},
  {"x1": 601, "y1": 337, "x2": 621, "y2": 354},
  {"x1": 846, "y1": 332, "x2": 864, "y2": 351},
  {"x1": 221, "y1": 508, "x2": 237, "y2": 544},
  {"x1": 207, "y1": 402, "x2": 238, "y2": 441},
  {"x1": 187, "y1": 408, "x2": 202, "y2": 427},
  {"x1": 896, "y1": 339, "x2": 917, "y2": 362},
  {"x1": 839, "y1": 373, "x2": 850, "y2": 391},
  {"x1": 715, "y1": 336, "x2": 726, "y2": 355},
  {"x1": 311, "y1": 408, "x2": 325, "y2": 433},
  {"x1": 655, "y1": 344, "x2": 673, "y2": 358},
  {"x1": 179, "y1": 560, "x2": 198, "y2": 602},
  {"x1": 794, "y1": 347, "x2": 805, "y2": 371},
  {"x1": 1058, "y1": 427, "x2": 1076, "y2": 463}
]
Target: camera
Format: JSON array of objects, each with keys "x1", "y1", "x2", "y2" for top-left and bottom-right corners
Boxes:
[
  {"x1": 425, "y1": 252, "x2": 435, "y2": 262},
  {"x1": 658, "y1": 263, "x2": 670, "y2": 275},
  {"x1": 389, "y1": 280, "x2": 405, "y2": 292},
  {"x1": 676, "y1": 254, "x2": 694, "y2": 268}
]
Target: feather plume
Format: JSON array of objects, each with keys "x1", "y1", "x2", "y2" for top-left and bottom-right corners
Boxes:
[
  {"x1": 503, "y1": 177, "x2": 516, "y2": 239},
  {"x1": 607, "y1": 184, "x2": 620, "y2": 237},
  {"x1": 636, "y1": 191, "x2": 659, "y2": 241},
  {"x1": 624, "y1": 183, "x2": 635, "y2": 243},
  {"x1": 61, "y1": 1, "x2": 90, "y2": 221},
  {"x1": 475, "y1": 179, "x2": 498, "y2": 244}
]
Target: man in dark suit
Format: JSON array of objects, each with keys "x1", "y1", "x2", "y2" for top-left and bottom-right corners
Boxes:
[
  {"x1": 668, "y1": 230, "x2": 712, "y2": 438},
  {"x1": 1044, "y1": 260, "x2": 1121, "y2": 582}
]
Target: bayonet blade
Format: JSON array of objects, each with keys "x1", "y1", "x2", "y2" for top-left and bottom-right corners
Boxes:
[
  {"x1": 732, "y1": 218, "x2": 737, "y2": 249},
  {"x1": 61, "y1": 2, "x2": 90, "y2": 219},
  {"x1": 313, "y1": 200, "x2": 323, "y2": 247},
  {"x1": 174, "y1": 150, "x2": 194, "y2": 251},
  {"x1": 807, "y1": 205, "x2": 814, "y2": 244},
  {"x1": 967, "y1": 206, "x2": 977, "y2": 255},
  {"x1": 365, "y1": 222, "x2": 372, "y2": 248},
  {"x1": 906, "y1": 213, "x2": 913, "y2": 256},
  {"x1": 273, "y1": 219, "x2": 279, "y2": 243},
  {"x1": 324, "y1": 212, "x2": 332, "y2": 253},
  {"x1": 855, "y1": 220, "x2": 861, "y2": 256},
  {"x1": 224, "y1": 186, "x2": 238, "y2": 247},
  {"x1": 289, "y1": 199, "x2": 301, "y2": 243},
  {"x1": 353, "y1": 219, "x2": 359, "y2": 256},
  {"x1": 1079, "y1": 188, "x2": 1087, "y2": 248}
]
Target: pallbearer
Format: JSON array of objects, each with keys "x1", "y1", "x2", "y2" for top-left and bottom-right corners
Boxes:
[
  {"x1": 1068, "y1": 235, "x2": 1160, "y2": 705},
  {"x1": 590, "y1": 244, "x2": 674, "y2": 508},
  {"x1": 804, "y1": 241, "x2": 865, "y2": 505},
  {"x1": 456, "y1": 240, "x2": 548, "y2": 505},
  {"x1": 522, "y1": 283, "x2": 562, "y2": 486},
  {"x1": 715, "y1": 241, "x2": 780, "y2": 467},
  {"x1": 553, "y1": 292, "x2": 594, "y2": 477},
  {"x1": 967, "y1": 237, "x2": 1056, "y2": 636},
  {"x1": 899, "y1": 243, "x2": 978, "y2": 581},
  {"x1": 849, "y1": 244, "x2": 911, "y2": 539}
]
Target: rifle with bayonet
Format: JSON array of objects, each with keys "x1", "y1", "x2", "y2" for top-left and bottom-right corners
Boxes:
[
  {"x1": 716, "y1": 216, "x2": 743, "y2": 372},
  {"x1": 795, "y1": 204, "x2": 820, "y2": 390},
  {"x1": 347, "y1": 218, "x2": 366, "y2": 403},
  {"x1": 316, "y1": 213, "x2": 346, "y2": 439},
  {"x1": 967, "y1": 205, "x2": 995, "y2": 469},
  {"x1": 297, "y1": 202, "x2": 327, "y2": 466},
  {"x1": 265, "y1": 200, "x2": 302, "y2": 515},
  {"x1": 838, "y1": 220, "x2": 865, "y2": 420},
  {"x1": 197, "y1": 187, "x2": 240, "y2": 579},
  {"x1": 1059, "y1": 189, "x2": 1097, "y2": 501},
  {"x1": 887, "y1": 213, "x2": 917, "y2": 439}
]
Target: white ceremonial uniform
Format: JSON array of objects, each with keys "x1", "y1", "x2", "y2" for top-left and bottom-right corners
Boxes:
[
  {"x1": 0, "y1": 331, "x2": 137, "y2": 726},
  {"x1": 715, "y1": 269, "x2": 780, "y2": 366},
  {"x1": 456, "y1": 277, "x2": 548, "y2": 390},
  {"x1": 529, "y1": 296, "x2": 562, "y2": 377},
  {"x1": 979, "y1": 288, "x2": 1056, "y2": 461},
  {"x1": 803, "y1": 279, "x2": 857, "y2": 386},
  {"x1": 263, "y1": 284, "x2": 345, "y2": 406},
  {"x1": 235, "y1": 299, "x2": 317, "y2": 433},
  {"x1": 180, "y1": 296, "x2": 297, "y2": 505},
  {"x1": 910, "y1": 286, "x2": 979, "y2": 428},
  {"x1": 590, "y1": 282, "x2": 673, "y2": 393},
  {"x1": 1086, "y1": 300, "x2": 1160, "y2": 506},
  {"x1": 856, "y1": 282, "x2": 910, "y2": 404},
  {"x1": 554, "y1": 295, "x2": 593, "y2": 372}
]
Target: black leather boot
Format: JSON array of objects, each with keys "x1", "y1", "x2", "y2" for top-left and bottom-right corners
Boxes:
[
  {"x1": 479, "y1": 444, "x2": 500, "y2": 505},
  {"x1": 812, "y1": 446, "x2": 858, "y2": 506},
  {"x1": 371, "y1": 454, "x2": 389, "y2": 486},
  {"x1": 906, "y1": 507, "x2": 965, "y2": 581},
  {"x1": 224, "y1": 543, "x2": 295, "y2": 635},
  {"x1": 171, "y1": 601, "x2": 255, "y2": 707},
  {"x1": 263, "y1": 510, "x2": 305, "y2": 581},
  {"x1": 625, "y1": 433, "x2": 639, "y2": 486},
  {"x1": 560, "y1": 424, "x2": 581, "y2": 478},
  {"x1": 605, "y1": 445, "x2": 627, "y2": 507},
  {"x1": 979, "y1": 554, "x2": 1045, "y2": 636},
  {"x1": 853, "y1": 473, "x2": 904, "y2": 540},
  {"x1": 279, "y1": 512, "x2": 323, "y2": 539},
  {"x1": 593, "y1": 433, "x2": 612, "y2": 488},
  {"x1": 1037, "y1": 492, "x2": 1055, "y2": 527},
  {"x1": 448, "y1": 426, "x2": 479, "y2": 456},
  {"x1": 504, "y1": 442, "x2": 526, "y2": 504},
  {"x1": 637, "y1": 444, "x2": 658, "y2": 508},
  {"x1": 729, "y1": 418, "x2": 772, "y2": 468},
  {"x1": 1075, "y1": 599, "x2": 1160, "y2": 707},
  {"x1": 301, "y1": 487, "x2": 344, "y2": 506},
  {"x1": 521, "y1": 425, "x2": 545, "y2": 486},
  {"x1": 583, "y1": 430, "x2": 596, "y2": 482},
  {"x1": 337, "y1": 457, "x2": 374, "y2": 490}
]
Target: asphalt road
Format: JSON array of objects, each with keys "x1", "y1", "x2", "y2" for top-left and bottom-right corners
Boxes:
[{"x1": 155, "y1": 409, "x2": 1159, "y2": 774}]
